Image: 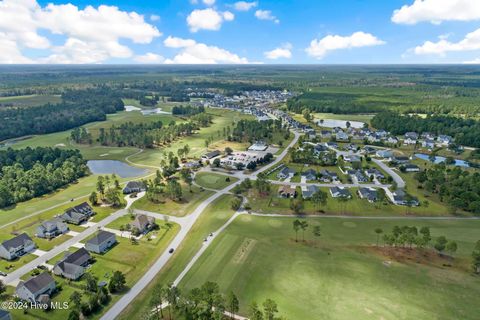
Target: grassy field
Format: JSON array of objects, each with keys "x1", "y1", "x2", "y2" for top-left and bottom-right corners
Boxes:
[
  {"x1": 132, "y1": 184, "x2": 214, "y2": 217},
  {"x1": 179, "y1": 215, "x2": 480, "y2": 320},
  {"x1": 119, "y1": 194, "x2": 237, "y2": 319},
  {"x1": 195, "y1": 172, "x2": 238, "y2": 190},
  {"x1": 314, "y1": 112, "x2": 375, "y2": 123},
  {"x1": 0, "y1": 94, "x2": 61, "y2": 107}
]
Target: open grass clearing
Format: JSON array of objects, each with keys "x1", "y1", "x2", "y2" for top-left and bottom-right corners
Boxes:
[{"x1": 195, "y1": 172, "x2": 238, "y2": 190}]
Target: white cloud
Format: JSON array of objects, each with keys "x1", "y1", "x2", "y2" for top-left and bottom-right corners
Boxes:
[
  {"x1": 134, "y1": 53, "x2": 164, "y2": 63},
  {"x1": 150, "y1": 14, "x2": 160, "y2": 22},
  {"x1": 264, "y1": 43, "x2": 292, "y2": 59},
  {"x1": 203, "y1": 0, "x2": 215, "y2": 5},
  {"x1": 414, "y1": 28, "x2": 480, "y2": 55},
  {"x1": 306, "y1": 32, "x2": 385, "y2": 59},
  {"x1": 392, "y1": 0, "x2": 480, "y2": 25},
  {"x1": 187, "y1": 8, "x2": 234, "y2": 32},
  {"x1": 163, "y1": 36, "x2": 249, "y2": 64},
  {"x1": 463, "y1": 58, "x2": 480, "y2": 64},
  {"x1": 0, "y1": 0, "x2": 161, "y2": 64},
  {"x1": 234, "y1": 1, "x2": 257, "y2": 11},
  {"x1": 255, "y1": 10, "x2": 279, "y2": 23}
]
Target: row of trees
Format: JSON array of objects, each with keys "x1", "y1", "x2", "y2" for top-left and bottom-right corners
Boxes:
[
  {"x1": 91, "y1": 174, "x2": 124, "y2": 207},
  {"x1": 0, "y1": 87, "x2": 124, "y2": 141},
  {"x1": 290, "y1": 147, "x2": 337, "y2": 166},
  {"x1": 147, "y1": 281, "x2": 284, "y2": 320},
  {"x1": 413, "y1": 165, "x2": 480, "y2": 214},
  {"x1": 171, "y1": 105, "x2": 205, "y2": 115},
  {"x1": 292, "y1": 219, "x2": 322, "y2": 243},
  {"x1": 229, "y1": 119, "x2": 289, "y2": 144},
  {"x1": 0, "y1": 147, "x2": 87, "y2": 208}
]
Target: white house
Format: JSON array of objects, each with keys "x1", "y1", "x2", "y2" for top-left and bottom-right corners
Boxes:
[
  {"x1": 0, "y1": 233, "x2": 36, "y2": 261},
  {"x1": 16, "y1": 272, "x2": 56, "y2": 302}
]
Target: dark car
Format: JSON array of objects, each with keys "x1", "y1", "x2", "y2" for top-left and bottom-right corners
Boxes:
[
  {"x1": 0, "y1": 271, "x2": 7, "y2": 276},
  {"x1": 168, "y1": 248, "x2": 174, "y2": 254}
]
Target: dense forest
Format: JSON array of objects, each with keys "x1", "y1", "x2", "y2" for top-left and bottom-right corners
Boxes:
[
  {"x1": 0, "y1": 147, "x2": 87, "y2": 208},
  {"x1": 371, "y1": 112, "x2": 480, "y2": 147},
  {"x1": 229, "y1": 119, "x2": 289, "y2": 144},
  {"x1": 414, "y1": 165, "x2": 480, "y2": 214},
  {"x1": 0, "y1": 87, "x2": 124, "y2": 141}
]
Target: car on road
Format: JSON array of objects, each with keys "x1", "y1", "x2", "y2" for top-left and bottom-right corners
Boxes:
[
  {"x1": 168, "y1": 248, "x2": 174, "y2": 254},
  {"x1": 0, "y1": 271, "x2": 7, "y2": 276}
]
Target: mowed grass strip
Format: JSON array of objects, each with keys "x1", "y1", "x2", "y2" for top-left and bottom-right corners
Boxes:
[{"x1": 179, "y1": 215, "x2": 480, "y2": 320}]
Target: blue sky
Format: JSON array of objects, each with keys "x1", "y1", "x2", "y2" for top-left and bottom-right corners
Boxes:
[{"x1": 2, "y1": 0, "x2": 480, "y2": 64}]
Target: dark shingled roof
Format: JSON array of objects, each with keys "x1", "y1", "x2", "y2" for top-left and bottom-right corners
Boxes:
[
  {"x1": 1, "y1": 233, "x2": 33, "y2": 250},
  {"x1": 86, "y1": 231, "x2": 115, "y2": 246},
  {"x1": 21, "y1": 272, "x2": 54, "y2": 294},
  {"x1": 63, "y1": 248, "x2": 91, "y2": 266}
]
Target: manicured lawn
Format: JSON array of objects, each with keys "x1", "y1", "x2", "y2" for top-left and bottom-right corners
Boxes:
[
  {"x1": 179, "y1": 215, "x2": 480, "y2": 320},
  {"x1": 119, "y1": 194, "x2": 237, "y2": 319},
  {"x1": 0, "y1": 253, "x2": 37, "y2": 273},
  {"x1": 132, "y1": 184, "x2": 214, "y2": 217},
  {"x1": 314, "y1": 112, "x2": 375, "y2": 124},
  {"x1": 195, "y1": 172, "x2": 238, "y2": 190}
]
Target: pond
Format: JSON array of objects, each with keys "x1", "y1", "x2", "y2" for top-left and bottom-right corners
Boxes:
[
  {"x1": 124, "y1": 105, "x2": 141, "y2": 112},
  {"x1": 87, "y1": 160, "x2": 148, "y2": 178},
  {"x1": 141, "y1": 108, "x2": 170, "y2": 115},
  {"x1": 414, "y1": 153, "x2": 470, "y2": 168},
  {"x1": 316, "y1": 119, "x2": 365, "y2": 129}
]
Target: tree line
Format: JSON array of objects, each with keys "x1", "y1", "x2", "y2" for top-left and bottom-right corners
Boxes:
[
  {"x1": 0, "y1": 87, "x2": 124, "y2": 141},
  {"x1": 228, "y1": 119, "x2": 289, "y2": 144},
  {"x1": 171, "y1": 105, "x2": 205, "y2": 116},
  {"x1": 146, "y1": 281, "x2": 285, "y2": 320},
  {"x1": 371, "y1": 111, "x2": 480, "y2": 148},
  {"x1": 0, "y1": 147, "x2": 87, "y2": 208},
  {"x1": 414, "y1": 165, "x2": 480, "y2": 214}
]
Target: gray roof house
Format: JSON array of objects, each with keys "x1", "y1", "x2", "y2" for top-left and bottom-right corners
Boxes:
[
  {"x1": 302, "y1": 185, "x2": 319, "y2": 199},
  {"x1": 330, "y1": 187, "x2": 351, "y2": 199},
  {"x1": 131, "y1": 214, "x2": 156, "y2": 234},
  {"x1": 319, "y1": 169, "x2": 339, "y2": 182},
  {"x1": 85, "y1": 230, "x2": 117, "y2": 254},
  {"x1": 348, "y1": 170, "x2": 368, "y2": 183},
  {"x1": 36, "y1": 218, "x2": 68, "y2": 239},
  {"x1": 365, "y1": 168, "x2": 385, "y2": 180},
  {"x1": 61, "y1": 202, "x2": 95, "y2": 225},
  {"x1": 123, "y1": 181, "x2": 146, "y2": 194},
  {"x1": 16, "y1": 272, "x2": 56, "y2": 302},
  {"x1": 0, "y1": 310, "x2": 11, "y2": 320},
  {"x1": 53, "y1": 248, "x2": 91, "y2": 280},
  {"x1": 0, "y1": 233, "x2": 36, "y2": 261},
  {"x1": 277, "y1": 167, "x2": 295, "y2": 180},
  {"x1": 202, "y1": 150, "x2": 221, "y2": 160},
  {"x1": 392, "y1": 189, "x2": 419, "y2": 206},
  {"x1": 301, "y1": 169, "x2": 317, "y2": 181},
  {"x1": 358, "y1": 188, "x2": 378, "y2": 202}
]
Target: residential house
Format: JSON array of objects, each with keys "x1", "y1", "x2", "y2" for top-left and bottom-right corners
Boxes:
[
  {"x1": 330, "y1": 187, "x2": 351, "y2": 199},
  {"x1": 421, "y1": 132, "x2": 436, "y2": 140},
  {"x1": 248, "y1": 141, "x2": 268, "y2": 151},
  {"x1": 386, "y1": 136, "x2": 399, "y2": 145},
  {"x1": 320, "y1": 130, "x2": 332, "y2": 139},
  {"x1": 358, "y1": 187, "x2": 378, "y2": 202},
  {"x1": 422, "y1": 139, "x2": 435, "y2": 150},
  {"x1": 301, "y1": 169, "x2": 317, "y2": 181},
  {"x1": 183, "y1": 161, "x2": 201, "y2": 170},
  {"x1": 326, "y1": 142, "x2": 338, "y2": 148},
  {"x1": 437, "y1": 135, "x2": 453, "y2": 146},
  {"x1": 346, "y1": 144, "x2": 358, "y2": 152},
  {"x1": 53, "y1": 248, "x2": 91, "y2": 280},
  {"x1": 389, "y1": 155, "x2": 409, "y2": 164},
  {"x1": 123, "y1": 181, "x2": 146, "y2": 194},
  {"x1": 352, "y1": 131, "x2": 366, "y2": 141},
  {"x1": 36, "y1": 218, "x2": 68, "y2": 239},
  {"x1": 375, "y1": 149, "x2": 393, "y2": 159},
  {"x1": 336, "y1": 131, "x2": 349, "y2": 141},
  {"x1": 344, "y1": 155, "x2": 361, "y2": 163},
  {"x1": 61, "y1": 202, "x2": 95, "y2": 225},
  {"x1": 403, "y1": 164, "x2": 420, "y2": 172},
  {"x1": 348, "y1": 170, "x2": 368, "y2": 183},
  {"x1": 278, "y1": 185, "x2": 296, "y2": 198},
  {"x1": 367, "y1": 134, "x2": 381, "y2": 143},
  {"x1": 392, "y1": 189, "x2": 419, "y2": 206},
  {"x1": 0, "y1": 233, "x2": 36, "y2": 261},
  {"x1": 313, "y1": 144, "x2": 328, "y2": 155},
  {"x1": 277, "y1": 167, "x2": 295, "y2": 180},
  {"x1": 201, "y1": 150, "x2": 221, "y2": 160},
  {"x1": 302, "y1": 185, "x2": 319, "y2": 199},
  {"x1": 0, "y1": 310, "x2": 11, "y2": 320},
  {"x1": 376, "y1": 130, "x2": 388, "y2": 138},
  {"x1": 85, "y1": 231, "x2": 117, "y2": 254},
  {"x1": 15, "y1": 272, "x2": 56, "y2": 302},
  {"x1": 131, "y1": 214, "x2": 156, "y2": 234},
  {"x1": 319, "y1": 169, "x2": 339, "y2": 182},
  {"x1": 404, "y1": 132, "x2": 419, "y2": 140},
  {"x1": 365, "y1": 168, "x2": 384, "y2": 180},
  {"x1": 363, "y1": 146, "x2": 377, "y2": 154}
]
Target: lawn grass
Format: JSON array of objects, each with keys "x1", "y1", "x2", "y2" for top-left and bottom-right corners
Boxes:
[
  {"x1": 0, "y1": 253, "x2": 37, "y2": 273},
  {"x1": 119, "y1": 194, "x2": 237, "y2": 319},
  {"x1": 194, "y1": 172, "x2": 238, "y2": 190},
  {"x1": 132, "y1": 184, "x2": 214, "y2": 217},
  {"x1": 0, "y1": 94, "x2": 61, "y2": 107},
  {"x1": 178, "y1": 215, "x2": 480, "y2": 320},
  {"x1": 313, "y1": 112, "x2": 375, "y2": 124}
]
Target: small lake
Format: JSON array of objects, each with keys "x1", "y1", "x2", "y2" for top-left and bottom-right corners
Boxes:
[
  {"x1": 316, "y1": 119, "x2": 365, "y2": 129},
  {"x1": 141, "y1": 108, "x2": 170, "y2": 115},
  {"x1": 414, "y1": 153, "x2": 470, "y2": 167},
  {"x1": 87, "y1": 160, "x2": 148, "y2": 178}
]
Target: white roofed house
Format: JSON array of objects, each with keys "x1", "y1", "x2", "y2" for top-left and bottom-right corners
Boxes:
[
  {"x1": 422, "y1": 139, "x2": 435, "y2": 150},
  {"x1": 437, "y1": 135, "x2": 454, "y2": 146},
  {"x1": 85, "y1": 230, "x2": 117, "y2": 254},
  {"x1": 277, "y1": 167, "x2": 295, "y2": 180},
  {"x1": 336, "y1": 131, "x2": 349, "y2": 141},
  {"x1": 0, "y1": 233, "x2": 36, "y2": 261},
  {"x1": 16, "y1": 272, "x2": 56, "y2": 302},
  {"x1": 36, "y1": 218, "x2": 69, "y2": 239},
  {"x1": 329, "y1": 187, "x2": 351, "y2": 199}
]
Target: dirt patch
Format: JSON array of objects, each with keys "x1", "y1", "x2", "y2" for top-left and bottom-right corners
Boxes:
[{"x1": 232, "y1": 238, "x2": 257, "y2": 264}]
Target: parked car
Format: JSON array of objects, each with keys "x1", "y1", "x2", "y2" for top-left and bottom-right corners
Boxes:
[
  {"x1": 0, "y1": 271, "x2": 7, "y2": 276},
  {"x1": 169, "y1": 248, "x2": 174, "y2": 254}
]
